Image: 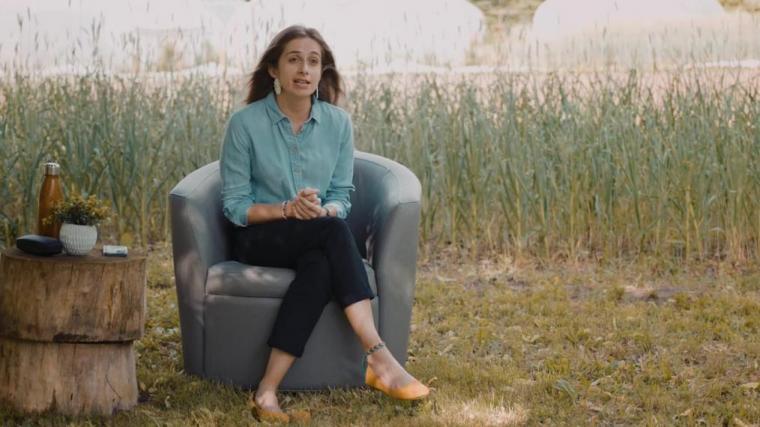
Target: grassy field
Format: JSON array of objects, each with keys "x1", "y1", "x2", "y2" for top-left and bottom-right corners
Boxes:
[
  {"x1": 1, "y1": 244, "x2": 757, "y2": 426},
  {"x1": 1, "y1": 4, "x2": 759, "y2": 424}
]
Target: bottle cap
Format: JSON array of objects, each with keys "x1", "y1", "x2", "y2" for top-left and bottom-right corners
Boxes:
[{"x1": 44, "y1": 162, "x2": 60, "y2": 176}]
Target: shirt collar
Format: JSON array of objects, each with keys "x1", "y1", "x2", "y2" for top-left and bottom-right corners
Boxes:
[{"x1": 264, "y1": 91, "x2": 322, "y2": 125}]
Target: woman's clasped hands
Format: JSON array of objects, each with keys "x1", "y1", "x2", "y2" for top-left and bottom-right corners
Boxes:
[{"x1": 286, "y1": 187, "x2": 329, "y2": 220}]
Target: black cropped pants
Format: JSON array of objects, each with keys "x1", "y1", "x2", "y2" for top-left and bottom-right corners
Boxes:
[{"x1": 232, "y1": 216, "x2": 375, "y2": 358}]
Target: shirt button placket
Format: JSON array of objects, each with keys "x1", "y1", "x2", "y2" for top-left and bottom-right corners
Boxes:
[
  {"x1": 296, "y1": 129, "x2": 306, "y2": 188},
  {"x1": 290, "y1": 134, "x2": 301, "y2": 189}
]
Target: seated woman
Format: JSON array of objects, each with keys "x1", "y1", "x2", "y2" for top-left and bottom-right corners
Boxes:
[{"x1": 219, "y1": 25, "x2": 430, "y2": 423}]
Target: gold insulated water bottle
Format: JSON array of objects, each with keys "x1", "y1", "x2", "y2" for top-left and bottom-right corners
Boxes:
[{"x1": 37, "y1": 162, "x2": 63, "y2": 238}]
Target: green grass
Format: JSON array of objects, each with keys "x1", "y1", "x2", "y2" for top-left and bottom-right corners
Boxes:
[
  {"x1": 1, "y1": 4, "x2": 758, "y2": 426},
  {"x1": 1, "y1": 245, "x2": 757, "y2": 425},
  {"x1": 1, "y1": 55, "x2": 758, "y2": 426}
]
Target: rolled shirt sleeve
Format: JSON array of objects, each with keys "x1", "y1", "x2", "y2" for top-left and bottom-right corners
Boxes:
[
  {"x1": 322, "y1": 113, "x2": 355, "y2": 219},
  {"x1": 220, "y1": 114, "x2": 255, "y2": 227}
]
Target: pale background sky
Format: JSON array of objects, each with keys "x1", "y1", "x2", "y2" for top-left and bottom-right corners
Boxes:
[{"x1": 0, "y1": 0, "x2": 757, "y2": 73}]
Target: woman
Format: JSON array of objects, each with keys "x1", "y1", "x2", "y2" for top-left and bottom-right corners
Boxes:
[{"x1": 219, "y1": 25, "x2": 430, "y2": 423}]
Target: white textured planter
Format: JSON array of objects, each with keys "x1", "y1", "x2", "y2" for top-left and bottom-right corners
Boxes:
[{"x1": 59, "y1": 223, "x2": 97, "y2": 256}]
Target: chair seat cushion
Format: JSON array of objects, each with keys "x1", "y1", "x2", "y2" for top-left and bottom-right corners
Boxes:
[{"x1": 206, "y1": 259, "x2": 376, "y2": 298}]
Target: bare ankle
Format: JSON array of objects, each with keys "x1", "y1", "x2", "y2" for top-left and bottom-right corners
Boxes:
[
  {"x1": 368, "y1": 348, "x2": 394, "y2": 369},
  {"x1": 255, "y1": 385, "x2": 278, "y2": 399},
  {"x1": 254, "y1": 389, "x2": 281, "y2": 410}
]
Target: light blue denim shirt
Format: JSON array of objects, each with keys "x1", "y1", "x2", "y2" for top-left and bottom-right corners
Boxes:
[{"x1": 220, "y1": 91, "x2": 355, "y2": 227}]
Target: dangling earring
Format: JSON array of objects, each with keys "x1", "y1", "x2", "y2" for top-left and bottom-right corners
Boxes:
[
  {"x1": 313, "y1": 86, "x2": 319, "y2": 101},
  {"x1": 273, "y1": 78, "x2": 282, "y2": 95}
]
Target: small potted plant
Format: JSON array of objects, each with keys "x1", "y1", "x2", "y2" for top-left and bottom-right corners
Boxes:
[{"x1": 47, "y1": 193, "x2": 110, "y2": 255}]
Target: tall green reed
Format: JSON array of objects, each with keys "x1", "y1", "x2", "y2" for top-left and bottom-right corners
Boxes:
[
  {"x1": 1, "y1": 69, "x2": 757, "y2": 262},
  {"x1": 348, "y1": 69, "x2": 759, "y2": 261},
  {"x1": 0, "y1": 72, "x2": 233, "y2": 246}
]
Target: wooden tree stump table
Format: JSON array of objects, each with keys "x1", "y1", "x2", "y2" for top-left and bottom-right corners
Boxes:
[{"x1": 0, "y1": 247, "x2": 147, "y2": 416}]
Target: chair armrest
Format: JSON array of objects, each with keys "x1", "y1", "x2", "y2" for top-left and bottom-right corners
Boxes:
[
  {"x1": 351, "y1": 152, "x2": 422, "y2": 365},
  {"x1": 169, "y1": 161, "x2": 230, "y2": 376}
]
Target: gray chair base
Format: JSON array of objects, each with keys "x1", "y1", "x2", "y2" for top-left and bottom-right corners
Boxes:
[{"x1": 204, "y1": 295, "x2": 379, "y2": 390}]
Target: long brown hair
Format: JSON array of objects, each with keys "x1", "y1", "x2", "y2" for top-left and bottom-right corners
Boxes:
[{"x1": 245, "y1": 25, "x2": 344, "y2": 105}]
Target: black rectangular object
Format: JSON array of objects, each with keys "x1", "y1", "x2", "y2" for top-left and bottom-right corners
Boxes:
[{"x1": 16, "y1": 234, "x2": 63, "y2": 256}]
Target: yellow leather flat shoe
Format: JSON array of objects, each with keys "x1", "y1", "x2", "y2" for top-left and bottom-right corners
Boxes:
[
  {"x1": 250, "y1": 399, "x2": 290, "y2": 423},
  {"x1": 365, "y1": 365, "x2": 430, "y2": 400},
  {"x1": 287, "y1": 408, "x2": 311, "y2": 424}
]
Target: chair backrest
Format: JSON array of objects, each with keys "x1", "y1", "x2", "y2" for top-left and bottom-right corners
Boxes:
[{"x1": 171, "y1": 151, "x2": 390, "y2": 263}]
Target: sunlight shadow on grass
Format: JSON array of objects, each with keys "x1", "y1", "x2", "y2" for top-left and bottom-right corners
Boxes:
[{"x1": 432, "y1": 395, "x2": 528, "y2": 426}]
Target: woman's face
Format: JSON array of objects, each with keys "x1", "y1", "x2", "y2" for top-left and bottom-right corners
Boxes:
[{"x1": 269, "y1": 37, "x2": 322, "y2": 99}]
